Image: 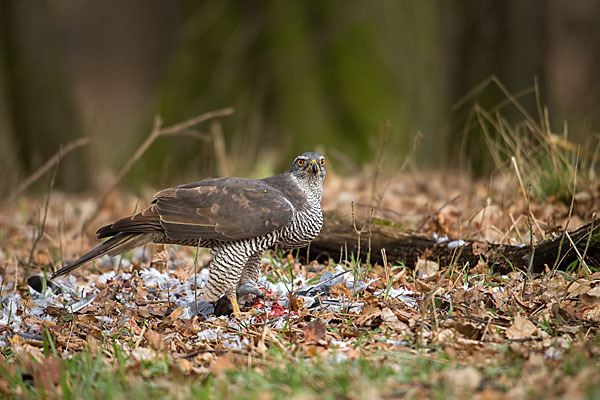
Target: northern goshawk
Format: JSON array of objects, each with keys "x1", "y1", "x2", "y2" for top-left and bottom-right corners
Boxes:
[{"x1": 52, "y1": 152, "x2": 326, "y2": 314}]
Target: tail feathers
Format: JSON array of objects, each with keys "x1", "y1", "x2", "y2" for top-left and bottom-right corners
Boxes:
[
  {"x1": 97, "y1": 205, "x2": 162, "y2": 239},
  {"x1": 52, "y1": 233, "x2": 153, "y2": 278}
]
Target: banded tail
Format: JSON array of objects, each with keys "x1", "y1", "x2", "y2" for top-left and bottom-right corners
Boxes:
[{"x1": 52, "y1": 205, "x2": 163, "y2": 278}]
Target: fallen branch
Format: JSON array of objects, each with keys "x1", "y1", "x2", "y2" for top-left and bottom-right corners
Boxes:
[
  {"x1": 82, "y1": 107, "x2": 234, "y2": 229},
  {"x1": 307, "y1": 211, "x2": 600, "y2": 274},
  {"x1": 2, "y1": 137, "x2": 90, "y2": 205}
]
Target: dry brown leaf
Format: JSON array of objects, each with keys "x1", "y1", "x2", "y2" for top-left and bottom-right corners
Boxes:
[
  {"x1": 567, "y1": 281, "x2": 591, "y2": 296},
  {"x1": 144, "y1": 328, "x2": 164, "y2": 350},
  {"x1": 169, "y1": 307, "x2": 183, "y2": 321},
  {"x1": 22, "y1": 356, "x2": 62, "y2": 393},
  {"x1": 455, "y1": 321, "x2": 483, "y2": 339},
  {"x1": 329, "y1": 281, "x2": 352, "y2": 298},
  {"x1": 211, "y1": 354, "x2": 235, "y2": 377},
  {"x1": 151, "y1": 248, "x2": 169, "y2": 268},
  {"x1": 586, "y1": 285, "x2": 600, "y2": 297},
  {"x1": 381, "y1": 307, "x2": 408, "y2": 331},
  {"x1": 581, "y1": 285, "x2": 600, "y2": 306},
  {"x1": 415, "y1": 259, "x2": 439, "y2": 279},
  {"x1": 472, "y1": 258, "x2": 489, "y2": 274},
  {"x1": 545, "y1": 277, "x2": 568, "y2": 297},
  {"x1": 302, "y1": 318, "x2": 327, "y2": 343},
  {"x1": 171, "y1": 265, "x2": 190, "y2": 280},
  {"x1": 289, "y1": 294, "x2": 304, "y2": 311},
  {"x1": 506, "y1": 316, "x2": 538, "y2": 339},
  {"x1": 135, "y1": 285, "x2": 149, "y2": 298}
]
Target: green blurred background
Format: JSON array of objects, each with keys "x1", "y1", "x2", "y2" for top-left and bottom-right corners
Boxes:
[{"x1": 1, "y1": 0, "x2": 599, "y2": 194}]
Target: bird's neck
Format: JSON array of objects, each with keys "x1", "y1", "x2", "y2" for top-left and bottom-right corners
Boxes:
[{"x1": 292, "y1": 175, "x2": 323, "y2": 208}]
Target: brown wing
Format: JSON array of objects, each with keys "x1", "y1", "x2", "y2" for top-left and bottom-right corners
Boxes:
[
  {"x1": 96, "y1": 204, "x2": 162, "y2": 238},
  {"x1": 154, "y1": 177, "x2": 294, "y2": 241}
]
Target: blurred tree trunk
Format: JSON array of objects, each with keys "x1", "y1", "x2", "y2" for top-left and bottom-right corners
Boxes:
[
  {"x1": 0, "y1": 0, "x2": 87, "y2": 191},
  {"x1": 545, "y1": 0, "x2": 600, "y2": 140},
  {"x1": 440, "y1": 0, "x2": 547, "y2": 173}
]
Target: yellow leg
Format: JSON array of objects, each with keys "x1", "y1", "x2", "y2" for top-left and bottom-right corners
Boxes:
[{"x1": 226, "y1": 290, "x2": 241, "y2": 314}]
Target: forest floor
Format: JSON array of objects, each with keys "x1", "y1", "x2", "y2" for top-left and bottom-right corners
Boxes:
[{"x1": 1, "y1": 165, "x2": 600, "y2": 399}]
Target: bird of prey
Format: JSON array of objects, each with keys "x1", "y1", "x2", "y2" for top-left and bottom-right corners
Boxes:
[{"x1": 52, "y1": 152, "x2": 326, "y2": 314}]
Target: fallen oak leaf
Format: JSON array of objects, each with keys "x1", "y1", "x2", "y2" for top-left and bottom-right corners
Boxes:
[
  {"x1": 415, "y1": 258, "x2": 439, "y2": 280},
  {"x1": 329, "y1": 282, "x2": 352, "y2": 298},
  {"x1": 169, "y1": 307, "x2": 183, "y2": 321},
  {"x1": 506, "y1": 316, "x2": 538, "y2": 340},
  {"x1": 144, "y1": 327, "x2": 164, "y2": 350},
  {"x1": 381, "y1": 307, "x2": 409, "y2": 332},
  {"x1": 22, "y1": 356, "x2": 62, "y2": 393},
  {"x1": 302, "y1": 318, "x2": 327, "y2": 344},
  {"x1": 581, "y1": 285, "x2": 600, "y2": 306},
  {"x1": 289, "y1": 294, "x2": 304, "y2": 311}
]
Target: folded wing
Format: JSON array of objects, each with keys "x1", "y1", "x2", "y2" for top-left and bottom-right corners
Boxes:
[{"x1": 155, "y1": 177, "x2": 294, "y2": 241}]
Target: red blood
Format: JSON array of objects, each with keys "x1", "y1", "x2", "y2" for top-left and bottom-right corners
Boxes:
[
  {"x1": 252, "y1": 297, "x2": 264, "y2": 309},
  {"x1": 269, "y1": 302, "x2": 296, "y2": 318}
]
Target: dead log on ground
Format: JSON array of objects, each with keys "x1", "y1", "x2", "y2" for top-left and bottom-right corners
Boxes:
[{"x1": 307, "y1": 211, "x2": 600, "y2": 274}]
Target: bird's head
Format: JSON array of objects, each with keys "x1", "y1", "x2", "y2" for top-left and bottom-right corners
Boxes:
[{"x1": 288, "y1": 152, "x2": 326, "y2": 183}]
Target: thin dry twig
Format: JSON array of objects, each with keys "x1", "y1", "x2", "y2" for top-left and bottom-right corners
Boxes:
[
  {"x1": 400, "y1": 131, "x2": 423, "y2": 172},
  {"x1": 564, "y1": 231, "x2": 591, "y2": 275},
  {"x1": 551, "y1": 148, "x2": 580, "y2": 273},
  {"x1": 370, "y1": 120, "x2": 390, "y2": 212},
  {"x1": 511, "y1": 157, "x2": 544, "y2": 242},
  {"x1": 27, "y1": 149, "x2": 61, "y2": 274},
  {"x1": 2, "y1": 137, "x2": 90, "y2": 205},
  {"x1": 211, "y1": 120, "x2": 231, "y2": 177},
  {"x1": 194, "y1": 238, "x2": 201, "y2": 314}
]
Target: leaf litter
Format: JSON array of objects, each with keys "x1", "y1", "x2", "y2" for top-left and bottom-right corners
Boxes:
[{"x1": 0, "y1": 169, "x2": 600, "y2": 398}]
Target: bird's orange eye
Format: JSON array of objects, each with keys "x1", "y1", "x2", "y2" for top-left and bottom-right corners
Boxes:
[
  {"x1": 320, "y1": 159, "x2": 325, "y2": 166},
  {"x1": 297, "y1": 159, "x2": 305, "y2": 166}
]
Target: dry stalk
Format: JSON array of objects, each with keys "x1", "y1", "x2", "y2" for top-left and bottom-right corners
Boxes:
[
  {"x1": 580, "y1": 213, "x2": 596, "y2": 264},
  {"x1": 133, "y1": 321, "x2": 148, "y2": 349},
  {"x1": 564, "y1": 231, "x2": 591, "y2": 276},
  {"x1": 551, "y1": 148, "x2": 580, "y2": 274},
  {"x1": 511, "y1": 156, "x2": 544, "y2": 242},
  {"x1": 370, "y1": 120, "x2": 390, "y2": 217},
  {"x1": 194, "y1": 238, "x2": 201, "y2": 315},
  {"x1": 400, "y1": 131, "x2": 423, "y2": 172},
  {"x1": 211, "y1": 120, "x2": 231, "y2": 177},
  {"x1": 504, "y1": 213, "x2": 526, "y2": 244},
  {"x1": 381, "y1": 248, "x2": 390, "y2": 300},
  {"x1": 27, "y1": 149, "x2": 60, "y2": 275}
]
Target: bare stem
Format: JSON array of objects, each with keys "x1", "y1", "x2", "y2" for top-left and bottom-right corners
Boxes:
[{"x1": 27, "y1": 148, "x2": 61, "y2": 274}]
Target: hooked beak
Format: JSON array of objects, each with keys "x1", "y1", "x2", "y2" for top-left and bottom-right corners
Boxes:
[{"x1": 309, "y1": 160, "x2": 319, "y2": 174}]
